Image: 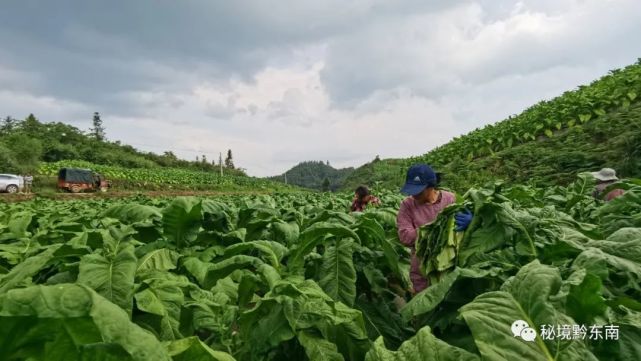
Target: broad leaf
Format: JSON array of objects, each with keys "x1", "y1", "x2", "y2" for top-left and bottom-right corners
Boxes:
[
  {"x1": 272, "y1": 220, "x2": 300, "y2": 245},
  {"x1": 134, "y1": 274, "x2": 188, "y2": 340},
  {"x1": 401, "y1": 268, "x2": 490, "y2": 321},
  {"x1": 163, "y1": 198, "x2": 203, "y2": 247},
  {"x1": 78, "y1": 244, "x2": 137, "y2": 314},
  {"x1": 365, "y1": 326, "x2": 479, "y2": 361},
  {"x1": 164, "y1": 336, "x2": 236, "y2": 361},
  {"x1": 290, "y1": 222, "x2": 360, "y2": 272},
  {"x1": 298, "y1": 330, "x2": 345, "y2": 361},
  {"x1": 0, "y1": 244, "x2": 61, "y2": 293},
  {"x1": 319, "y1": 239, "x2": 356, "y2": 306},
  {"x1": 460, "y1": 261, "x2": 597, "y2": 361},
  {"x1": 137, "y1": 248, "x2": 181, "y2": 274},
  {"x1": 0, "y1": 284, "x2": 170, "y2": 361},
  {"x1": 102, "y1": 204, "x2": 162, "y2": 225}
]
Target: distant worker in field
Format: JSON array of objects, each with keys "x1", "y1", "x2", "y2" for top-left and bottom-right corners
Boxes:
[
  {"x1": 24, "y1": 173, "x2": 34, "y2": 194},
  {"x1": 351, "y1": 185, "x2": 381, "y2": 212},
  {"x1": 396, "y1": 164, "x2": 472, "y2": 294},
  {"x1": 591, "y1": 168, "x2": 625, "y2": 201}
]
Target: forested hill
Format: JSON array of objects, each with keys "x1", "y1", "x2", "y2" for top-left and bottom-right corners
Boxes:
[
  {"x1": 269, "y1": 161, "x2": 355, "y2": 191},
  {"x1": 342, "y1": 59, "x2": 641, "y2": 192}
]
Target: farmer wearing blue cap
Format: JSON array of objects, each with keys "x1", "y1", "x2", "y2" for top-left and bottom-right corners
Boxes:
[{"x1": 396, "y1": 164, "x2": 472, "y2": 293}]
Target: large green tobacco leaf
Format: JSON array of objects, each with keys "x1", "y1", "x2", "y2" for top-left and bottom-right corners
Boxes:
[
  {"x1": 595, "y1": 307, "x2": 641, "y2": 361},
  {"x1": 563, "y1": 270, "x2": 607, "y2": 325},
  {"x1": 271, "y1": 220, "x2": 300, "y2": 245},
  {"x1": 353, "y1": 215, "x2": 406, "y2": 283},
  {"x1": 356, "y1": 295, "x2": 413, "y2": 350},
  {"x1": 286, "y1": 282, "x2": 371, "y2": 361},
  {"x1": 183, "y1": 255, "x2": 264, "y2": 289},
  {"x1": 239, "y1": 301, "x2": 296, "y2": 356},
  {"x1": 201, "y1": 200, "x2": 235, "y2": 233},
  {"x1": 137, "y1": 248, "x2": 181, "y2": 274},
  {"x1": 298, "y1": 330, "x2": 345, "y2": 361},
  {"x1": 164, "y1": 337, "x2": 236, "y2": 361},
  {"x1": 134, "y1": 273, "x2": 189, "y2": 340},
  {"x1": 163, "y1": 198, "x2": 203, "y2": 247},
  {"x1": 365, "y1": 326, "x2": 479, "y2": 361},
  {"x1": 77, "y1": 244, "x2": 137, "y2": 314},
  {"x1": 0, "y1": 284, "x2": 171, "y2": 361},
  {"x1": 222, "y1": 240, "x2": 288, "y2": 269},
  {"x1": 401, "y1": 268, "x2": 491, "y2": 321},
  {"x1": 239, "y1": 279, "x2": 370, "y2": 361},
  {"x1": 7, "y1": 211, "x2": 33, "y2": 238},
  {"x1": 102, "y1": 203, "x2": 162, "y2": 225},
  {"x1": 256, "y1": 263, "x2": 282, "y2": 289},
  {"x1": 319, "y1": 239, "x2": 357, "y2": 306},
  {"x1": 0, "y1": 241, "x2": 35, "y2": 265},
  {"x1": 353, "y1": 216, "x2": 386, "y2": 247},
  {"x1": 458, "y1": 220, "x2": 514, "y2": 267},
  {"x1": 573, "y1": 228, "x2": 641, "y2": 286},
  {"x1": 182, "y1": 257, "x2": 210, "y2": 286},
  {"x1": 289, "y1": 222, "x2": 361, "y2": 272},
  {"x1": 460, "y1": 261, "x2": 597, "y2": 361},
  {"x1": 0, "y1": 244, "x2": 61, "y2": 293},
  {"x1": 366, "y1": 209, "x2": 398, "y2": 229}
]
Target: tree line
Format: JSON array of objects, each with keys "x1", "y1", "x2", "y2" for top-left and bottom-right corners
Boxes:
[{"x1": 0, "y1": 113, "x2": 243, "y2": 176}]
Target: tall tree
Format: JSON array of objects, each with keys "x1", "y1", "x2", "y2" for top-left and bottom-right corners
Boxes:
[
  {"x1": 3, "y1": 133, "x2": 42, "y2": 172},
  {"x1": 91, "y1": 112, "x2": 106, "y2": 141},
  {"x1": 225, "y1": 149, "x2": 235, "y2": 169},
  {"x1": 22, "y1": 114, "x2": 42, "y2": 135},
  {"x1": 163, "y1": 151, "x2": 178, "y2": 161},
  {"x1": 0, "y1": 116, "x2": 17, "y2": 135},
  {"x1": 321, "y1": 177, "x2": 330, "y2": 192}
]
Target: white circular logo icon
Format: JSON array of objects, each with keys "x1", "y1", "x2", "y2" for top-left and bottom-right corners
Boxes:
[
  {"x1": 511, "y1": 320, "x2": 536, "y2": 342},
  {"x1": 520, "y1": 327, "x2": 537, "y2": 342},
  {"x1": 511, "y1": 320, "x2": 529, "y2": 337}
]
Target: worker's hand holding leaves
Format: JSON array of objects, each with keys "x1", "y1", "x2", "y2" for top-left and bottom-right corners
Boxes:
[{"x1": 454, "y1": 209, "x2": 473, "y2": 231}]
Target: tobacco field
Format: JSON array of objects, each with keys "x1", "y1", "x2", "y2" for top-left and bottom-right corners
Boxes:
[{"x1": 1, "y1": 174, "x2": 640, "y2": 361}]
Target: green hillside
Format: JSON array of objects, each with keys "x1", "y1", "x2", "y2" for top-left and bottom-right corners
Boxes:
[
  {"x1": 269, "y1": 161, "x2": 354, "y2": 191},
  {"x1": 343, "y1": 59, "x2": 641, "y2": 193}
]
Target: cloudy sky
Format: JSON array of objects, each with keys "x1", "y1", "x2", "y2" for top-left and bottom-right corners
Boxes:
[{"x1": 1, "y1": 0, "x2": 640, "y2": 176}]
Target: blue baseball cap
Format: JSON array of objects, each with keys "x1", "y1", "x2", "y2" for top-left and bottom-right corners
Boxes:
[{"x1": 401, "y1": 164, "x2": 438, "y2": 196}]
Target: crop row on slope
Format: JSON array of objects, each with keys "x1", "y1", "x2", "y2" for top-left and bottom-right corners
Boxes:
[
  {"x1": 408, "y1": 60, "x2": 641, "y2": 166},
  {"x1": 38, "y1": 160, "x2": 293, "y2": 191},
  {"x1": 343, "y1": 100, "x2": 641, "y2": 194},
  {"x1": 341, "y1": 60, "x2": 641, "y2": 192}
]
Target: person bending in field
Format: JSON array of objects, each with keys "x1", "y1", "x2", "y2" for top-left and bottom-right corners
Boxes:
[
  {"x1": 351, "y1": 185, "x2": 381, "y2": 212},
  {"x1": 24, "y1": 174, "x2": 33, "y2": 194},
  {"x1": 591, "y1": 168, "x2": 625, "y2": 201},
  {"x1": 396, "y1": 164, "x2": 472, "y2": 294}
]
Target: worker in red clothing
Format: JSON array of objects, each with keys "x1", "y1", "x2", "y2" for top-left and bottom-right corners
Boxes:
[
  {"x1": 350, "y1": 185, "x2": 381, "y2": 212},
  {"x1": 396, "y1": 164, "x2": 471, "y2": 294},
  {"x1": 591, "y1": 168, "x2": 625, "y2": 201}
]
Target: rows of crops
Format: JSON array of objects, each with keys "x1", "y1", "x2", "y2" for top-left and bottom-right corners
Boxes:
[
  {"x1": 406, "y1": 60, "x2": 641, "y2": 167},
  {"x1": 38, "y1": 160, "x2": 289, "y2": 190},
  {"x1": 1, "y1": 174, "x2": 640, "y2": 360}
]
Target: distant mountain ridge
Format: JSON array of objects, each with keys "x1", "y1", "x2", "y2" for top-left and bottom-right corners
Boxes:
[{"x1": 269, "y1": 161, "x2": 355, "y2": 191}]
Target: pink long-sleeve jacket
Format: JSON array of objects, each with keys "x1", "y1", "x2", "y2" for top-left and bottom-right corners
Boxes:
[{"x1": 396, "y1": 191, "x2": 456, "y2": 293}]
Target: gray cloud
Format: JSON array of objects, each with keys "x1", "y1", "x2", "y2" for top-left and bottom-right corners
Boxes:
[{"x1": 0, "y1": 0, "x2": 640, "y2": 176}]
